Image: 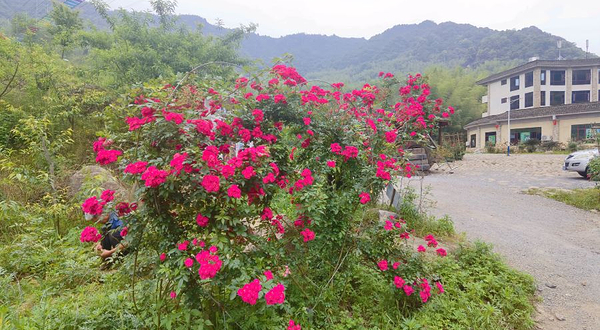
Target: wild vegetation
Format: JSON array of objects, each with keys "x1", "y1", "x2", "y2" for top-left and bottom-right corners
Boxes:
[
  {"x1": 0, "y1": 1, "x2": 540, "y2": 329},
  {"x1": 527, "y1": 187, "x2": 600, "y2": 212}
]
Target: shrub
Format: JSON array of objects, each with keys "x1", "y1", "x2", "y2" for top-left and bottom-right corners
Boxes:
[
  {"x1": 588, "y1": 157, "x2": 600, "y2": 181},
  {"x1": 485, "y1": 142, "x2": 497, "y2": 153},
  {"x1": 567, "y1": 141, "x2": 578, "y2": 152},
  {"x1": 77, "y1": 67, "x2": 456, "y2": 328},
  {"x1": 522, "y1": 138, "x2": 540, "y2": 153},
  {"x1": 434, "y1": 143, "x2": 465, "y2": 162},
  {"x1": 540, "y1": 140, "x2": 560, "y2": 151},
  {"x1": 448, "y1": 143, "x2": 466, "y2": 160}
]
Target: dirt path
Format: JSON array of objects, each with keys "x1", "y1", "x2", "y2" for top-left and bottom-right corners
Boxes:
[{"x1": 412, "y1": 154, "x2": 600, "y2": 330}]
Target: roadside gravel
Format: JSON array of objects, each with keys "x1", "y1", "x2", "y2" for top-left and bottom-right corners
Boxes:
[{"x1": 410, "y1": 153, "x2": 600, "y2": 330}]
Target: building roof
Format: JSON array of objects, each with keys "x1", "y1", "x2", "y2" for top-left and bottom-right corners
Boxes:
[
  {"x1": 464, "y1": 101, "x2": 600, "y2": 129},
  {"x1": 476, "y1": 58, "x2": 600, "y2": 85}
]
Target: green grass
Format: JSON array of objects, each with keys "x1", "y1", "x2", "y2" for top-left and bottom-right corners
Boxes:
[
  {"x1": 527, "y1": 187, "x2": 600, "y2": 211},
  {"x1": 407, "y1": 242, "x2": 537, "y2": 330},
  {"x1": 0, "y1": 198, "x2": 537, "y2": 330}
]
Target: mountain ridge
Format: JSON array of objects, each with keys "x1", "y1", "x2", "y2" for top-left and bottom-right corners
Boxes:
[{"x1": 1, "y1": 1, "x2": 595, "y2": 81}]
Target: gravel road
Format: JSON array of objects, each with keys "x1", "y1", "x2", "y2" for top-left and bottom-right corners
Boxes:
[{"x1": 410, "y1": 153, "x2": 600, "y2": 330}]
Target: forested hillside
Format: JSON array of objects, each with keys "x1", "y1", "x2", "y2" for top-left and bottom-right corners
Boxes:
[
  {"x1": 293, "y1": 21, "x2": 592, "y2": 82},
  {"x1": 2, "y1": 0, "x2": 594, "y2": 82}
]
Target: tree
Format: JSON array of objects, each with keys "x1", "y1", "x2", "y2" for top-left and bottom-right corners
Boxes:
[
  {"x1": 86, "y1": 8, "x2": 250, "y2": 88},
  {"x1": 150, "y1": 0, "x2": 178, "y2": 29},
  {"x1": 48, "y1": 2, "x2": 83, "y2": 59},
  {"x1": 424, "y1": 65, "x2": 489, "y2": 131},
  {"x1": 0, "y1": 38, "x2": 22, "y2": 100}
]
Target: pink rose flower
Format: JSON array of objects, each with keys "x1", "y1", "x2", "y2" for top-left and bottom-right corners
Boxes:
[
  {"x1": 227, "y1": 185, "x2": 242, "y2": 198},
  {"x1": 201, "y1": 175, "x2": 220, "y2": 193},
  {"x1": 359, "y1": 192, "x2": 370, "y2": 204},
  {"x1": 196, "y1": 214, "x2": 209, "y2": 227}
]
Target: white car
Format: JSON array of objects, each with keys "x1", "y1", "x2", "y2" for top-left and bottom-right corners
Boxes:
[{"x1": 563, "y1": 149, "x2": 599, "y2": 178}]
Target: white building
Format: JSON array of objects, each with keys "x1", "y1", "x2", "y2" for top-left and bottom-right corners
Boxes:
[{"x1": 466, "y1": 58, "x2": 600, "y2": 149}]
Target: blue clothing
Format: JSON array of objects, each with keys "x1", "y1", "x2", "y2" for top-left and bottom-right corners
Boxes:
[{"x1": 107, "y1": 211, "x2": 123, "y2": 230}]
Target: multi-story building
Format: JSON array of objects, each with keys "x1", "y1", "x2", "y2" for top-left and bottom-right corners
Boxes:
[{"x1": 465, "y1": 58, "x2": 600, "y2": 149}]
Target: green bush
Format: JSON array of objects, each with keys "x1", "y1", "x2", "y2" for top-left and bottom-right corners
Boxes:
[
  {"x1": 587, "y1": 157, "x2": 600, "y2": 181},
  {"x1": 522, "y1": 139, "x2": 540, "y2": 153},
  {"x1": 0, "y1": 101, "x2": 26, "y2": 149},
  {"x1": 450, "y1": 143, "x2": 466, "y2": 161},
  {"x1": 485, "y1": 142, "x2": 497, "y2": 153},
  {"x1": 567, "y1": 141, "x2": 578, "y2": 152},
  {"x1": 540, "y1": 140, "x2": 561, "y2": 152},
  {"x1": 435, "y1": 144, "x2": 466, "y2": 162}
]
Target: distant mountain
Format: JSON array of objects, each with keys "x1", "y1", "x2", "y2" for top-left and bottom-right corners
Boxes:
[
  {"x1": 240, "y1": 21, "x2": 593, "y2": 81},
  {"x1": 2, "y1": 1, "x2": 595, "y2": 81}
]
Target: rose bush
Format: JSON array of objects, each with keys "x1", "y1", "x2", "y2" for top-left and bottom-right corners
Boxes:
[{"x1": 81, "y1": 64, "x2": 454, "y2": 328}]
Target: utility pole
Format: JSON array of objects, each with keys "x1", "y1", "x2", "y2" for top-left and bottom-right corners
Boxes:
[{"x1": 507, "y1": 97, "x2": 521, "y2": 156}]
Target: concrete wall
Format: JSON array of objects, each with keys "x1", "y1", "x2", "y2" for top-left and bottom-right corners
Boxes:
[{"x1": 488, "y1": 80, "x2": 507, "y2": 116}]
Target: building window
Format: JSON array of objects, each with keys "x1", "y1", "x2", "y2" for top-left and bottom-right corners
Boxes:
[
  {"x1": 470, "y1": 134, "x2": 476, "y2": 148},
  {"x1": 524, "y1": 92, "x2": 533, "y2": 107},
  {"x1": 525, "y1": 71, "x2": 533, "y2": 87},
  {"x1": 550, "y1": 91, "x2": 565, "y2": 105},
  {"x1": 501, "y1": 79, "x2": 507, "y2": 85},
  {"x1": 540, "y1": 70, "x2": 546, "y2": 85},
  {"x1": 572, "y1": 69, "x2": 591, "y2": 85},
  {"x1": 510, "y1": 76, "x2": 520, "y2": 91},
  {"x1": 571, "y1": 124, "x2": 600, "y2": 141},
  {"x1": 501, "y1": 97, "x2": 507, "y2": 104},
  {"x1": 485, "y1": 132, "x2": 496, "y2": 145},
  {"x1": 541, "y1": 91, "x2": 546, "y2": 106},
  {"x1": 550, "y1": 70, "x2": 565, "y2": 85},
  {"x1": 510, "y1": 95, "x2": 519, "y2": 110},
  {"x1": 510, "y1": 127, "x2": 542, "y2": 144},
  {"x1": 572, "y1": 91, "x2": 590, "y2": 103}
]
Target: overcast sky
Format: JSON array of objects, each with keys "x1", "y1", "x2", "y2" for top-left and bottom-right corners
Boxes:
[{"x1": 103, "y1": 0, "x2": 600, "y2": 55}]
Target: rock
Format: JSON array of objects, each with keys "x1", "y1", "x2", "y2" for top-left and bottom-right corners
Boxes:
[
  {"x1": 545, "y1": 283, "x2": 557, "y2": 289},
  {"x1": 378, "y1": 210, "x2": 398, "y2": 225},
  {"x1": 554, "y1": 313, "x2": 566, "y2": 321},
  {"x1": 69, "y1": 165, "x2": 128, "y2": 200},
  {"x1": 582, "y1": 282, "x2": 587, "y2": 286}
]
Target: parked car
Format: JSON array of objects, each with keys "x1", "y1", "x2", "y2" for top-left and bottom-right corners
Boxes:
[{"x1": 563, "y1": 148, "x2": 599, "y2": 177}]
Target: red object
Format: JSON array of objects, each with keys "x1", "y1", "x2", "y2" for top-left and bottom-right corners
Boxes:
[
  {"x1": 495, "y1": 125, "x2": 499, "y2": 129},
  {"x1": 553, "y1": 120, "x2": 557, "y2": 125}
]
